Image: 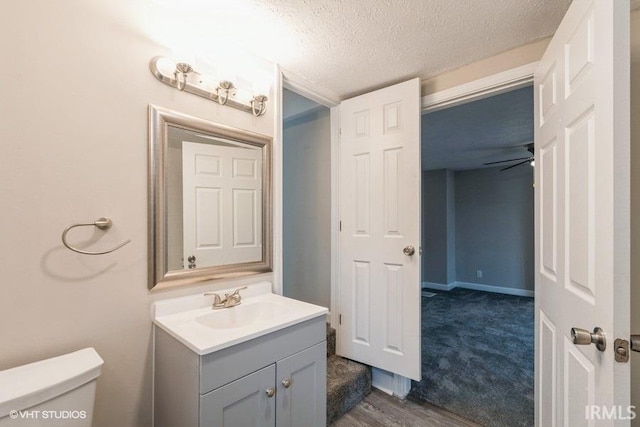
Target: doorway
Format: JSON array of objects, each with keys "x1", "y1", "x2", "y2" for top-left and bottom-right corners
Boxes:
[
  {"x1": 411, "y1": 86, "x2": 535, "y2": 426},
  {"x1": 282, "y1": 11, "x2": 637, "y2": 416}
]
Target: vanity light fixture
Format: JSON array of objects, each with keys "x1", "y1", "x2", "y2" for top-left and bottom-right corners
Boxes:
[
  {"x1": 174, "y1": 62, "x2": 193, "y2": 91},
  {"x1": 149, "y1": 56, "x2": 269, "y2": 117},
  {"x1": 251, "y1": 95, "x2": 268, "y2": 117},
  {"x1": 216, "y1": 80, "x2": 235, "y2": 105}
]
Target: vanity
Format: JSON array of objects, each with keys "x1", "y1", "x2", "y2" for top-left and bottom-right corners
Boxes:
[
  {"x1": 147, "y1": 107, "x2": 328, "y2": 425},
  {"x1": 152, "y1": 282, "x2": 328, "y2": 427}
]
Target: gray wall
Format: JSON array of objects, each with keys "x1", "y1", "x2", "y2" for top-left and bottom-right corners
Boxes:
[
  {"x1": 446, "y1": 170, "x2": 456, "y2": 282},
  {"x1": 422, "y1": 169, "x2": 456, "y2": 285},
  {"x1": 454, "y1": 165, "x2": 534, "y2": 291},
  {"x1": 283, "y1": 108, "x2": 331, "y2": 308}
]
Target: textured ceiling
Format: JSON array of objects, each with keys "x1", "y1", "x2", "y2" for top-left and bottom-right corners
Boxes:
[
  {"x1": 422, "y1": 86, "x2": 533, "y2": 171},
  {"x1": 138, "y1": 0, "x2": 572, "y2": 99},
  {"x1": 262, "y1": 0, "x2": 571, "y2": 98}
]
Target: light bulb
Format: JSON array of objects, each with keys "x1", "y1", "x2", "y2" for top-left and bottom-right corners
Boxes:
[{"x1": 251, "y1": 69, "x2": 272, "y2": 96}]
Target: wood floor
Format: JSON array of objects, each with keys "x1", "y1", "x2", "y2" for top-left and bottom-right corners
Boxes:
[{"x1": 331, "y1": 389, "x2": 482, "y2": 427}]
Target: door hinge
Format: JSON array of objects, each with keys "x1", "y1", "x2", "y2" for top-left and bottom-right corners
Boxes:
[
  {"x1": 339, "y1": 221, "x2": 342, "y2": 231},
  {"x1": 339, "y1": 128, "x2": 342, "y2": 136},
  {"x1": 339, "y1": 314, "x2": 342, "y2": 325},
  {"x1": 614, "y1": 338, "x2": 629, "y2": 363}
]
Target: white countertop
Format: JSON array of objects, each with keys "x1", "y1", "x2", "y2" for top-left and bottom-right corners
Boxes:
[{"x1": 152, "y1": 282, "x2": 328, "y2": 355}]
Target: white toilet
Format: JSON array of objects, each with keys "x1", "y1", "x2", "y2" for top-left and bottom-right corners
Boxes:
[{"x1": 0, "y1": 348, "x2": 103, "y2": 427}]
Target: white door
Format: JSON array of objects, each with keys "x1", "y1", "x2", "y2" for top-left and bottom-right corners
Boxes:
[
  {"x1": 182, "y1": 141, "x2": 263, "y2": 269},
  {"x1": 535, "y1": 0, "x2": 630, "y2": 425},
  {"x1": 338, "y1": 78, "x2": 421, "y2": 380}
]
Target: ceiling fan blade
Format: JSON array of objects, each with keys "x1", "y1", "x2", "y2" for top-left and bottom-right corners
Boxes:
[
  {"x1": 483, "y1": 156, "x2": 533, "y2": 166},
  {"x1": 499, "y1": 158, "x2": 533, "y2": 171}
]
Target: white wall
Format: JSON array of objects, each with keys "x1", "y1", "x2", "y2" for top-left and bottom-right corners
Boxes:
[
  {"x1": 0, "y1": 2, "x2": 279, "y2": 427},
  {"x1": 282, "y1": 108, "x2": 331, "y2": 308}
]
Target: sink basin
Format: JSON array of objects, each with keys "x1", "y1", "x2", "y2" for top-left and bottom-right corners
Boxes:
[
  {"x1": 196, "y1": 301, "x2": 286, "y2": 329},
  {"x1": 152, "y1": 282, "x2": 328, "y2": 355}
]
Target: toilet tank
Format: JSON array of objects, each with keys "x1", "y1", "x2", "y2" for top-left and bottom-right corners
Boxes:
[{"x1": 0, "y1": 348, "x2": 103, "y2": 427}]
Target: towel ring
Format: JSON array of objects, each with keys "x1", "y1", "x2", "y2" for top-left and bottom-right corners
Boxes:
[{"x1": 62, "y1": 217, "x2": 131, "y2": 255}]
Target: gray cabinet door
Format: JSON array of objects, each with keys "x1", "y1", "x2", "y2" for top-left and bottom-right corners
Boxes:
[
  {"x1": 276, "y1": 342, "x2": 326, "y2": 427},
  {"x1": 200, "y1": 364, "x2": 276, "y2": 427}
]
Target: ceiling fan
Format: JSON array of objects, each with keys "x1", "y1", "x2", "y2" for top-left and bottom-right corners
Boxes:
[{"x1": 483, "y1": 143, "x2": 534, "y2": 171}]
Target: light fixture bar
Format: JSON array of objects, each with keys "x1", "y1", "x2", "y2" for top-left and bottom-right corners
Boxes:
[{"x1": 149, "y1": 56, "x2": 268, "y2": 117}]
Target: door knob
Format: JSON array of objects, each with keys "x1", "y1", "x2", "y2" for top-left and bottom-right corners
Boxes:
[
  {"x1": 282, "y1": 378, "x2": 291, "y2": 388},
  {"x1": 571, "y1": 327, "x2": 606, "y2": 351},
  {"x1": 265, "y1": 388, "x2": 276, "y2": 398},
  {"x1": 403, "y1": 245, "x2": 415, "y2": 256}
]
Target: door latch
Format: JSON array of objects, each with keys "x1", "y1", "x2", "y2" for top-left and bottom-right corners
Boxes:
[
  {"x1": 613, "y1": 336, "x2": 640, "y2": 363},
  {"x1": 614, "y1": 338, "x2": 629, "y2": 363}
]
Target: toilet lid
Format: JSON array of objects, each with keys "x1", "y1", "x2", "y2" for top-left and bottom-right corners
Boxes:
[{"x1": 0, "y1": 348, "x2": 103, "y2": 417}]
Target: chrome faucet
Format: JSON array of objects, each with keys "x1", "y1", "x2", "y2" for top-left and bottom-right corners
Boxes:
[{"x1": 204, "y1": 286, "x2": 247, "y2": 310}]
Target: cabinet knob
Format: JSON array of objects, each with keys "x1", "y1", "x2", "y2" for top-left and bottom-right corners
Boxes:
[
  {"x1": 282, "y1": 378, "x2": 291, "y2": 388},
  {"x1": 265, "y1": 388, "x2": 276, "y2": 398}
]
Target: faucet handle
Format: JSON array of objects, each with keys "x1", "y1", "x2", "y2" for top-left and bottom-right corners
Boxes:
[
  {"x1": 204, "y1": 292, "x2": 224, "y2": 305},
  {"x1": 221, "y1": 286, "x2": 247, "y2": 308},
  {"x1": 230, "y1": 286, "x2": 248, "y2": 297}
]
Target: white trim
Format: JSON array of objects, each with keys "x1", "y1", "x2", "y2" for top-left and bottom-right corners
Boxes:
[
  {"x1": 455, "y1": 281, "x2": 534, "y2": 297},
  {"x1": 330, "y1": 105, "x2": 340, "y2": 330},
  {"x1": 282, "y1": 69, "x2": 340, "y2": 108},
  {"x1": 393, "y1": 374, "x2": 411, "y2": 399},
  {"x1": 371, "y1": 368, "x2": 411, "y2": 399},
  {"x1": 422, "y1": 280, "x2": 534, "y2": 297},
  {"x1": 422, "y1": 281, "x2": 456, "y2": 291},
  {"x1": 420, "y1": 62, "x2": 538, "y2": 113},
  {"x1": 273, "y1": 64, "x2": 284, "y2": 295}
]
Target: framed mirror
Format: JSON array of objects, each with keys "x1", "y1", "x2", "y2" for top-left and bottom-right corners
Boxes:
[{"x1": 148, "y1": 105, "x2": 272, "y2": 290}]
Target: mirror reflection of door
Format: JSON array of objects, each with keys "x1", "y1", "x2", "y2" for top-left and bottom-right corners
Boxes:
[
  {"x1": 181, "y1": 141, "x2": 263, "y2": 270},
  {"x1": 150, "y1": 105, "x2": 272, "y2": 289}
]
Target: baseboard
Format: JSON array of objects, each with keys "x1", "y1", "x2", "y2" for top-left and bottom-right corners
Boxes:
[
  {"x1": 422, "y1": 281, "x2": 456, "y2": 291},
  {"x1": 422, "y1": 281, "x2": 534, "y2": 297},
  {"x1": 371, "y1": 367, "x2": 411, "y2": 399},
  {"x1": 454, "y1": 281, "x2": 534, "y2": 298}
]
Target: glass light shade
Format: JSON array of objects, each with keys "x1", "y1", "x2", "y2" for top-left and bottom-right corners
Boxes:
[{"x1": 251, "y1": 70, "x2": 272, "y2": 96}]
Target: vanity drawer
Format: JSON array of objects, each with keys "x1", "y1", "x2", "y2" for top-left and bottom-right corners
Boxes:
[{"x1": 199, "y1": 316, "x2": 325, "y2": 394}]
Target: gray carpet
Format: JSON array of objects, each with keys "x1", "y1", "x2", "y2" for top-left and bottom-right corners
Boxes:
[
  {"x1": 409, "y1": 288, "x2": 534, "y2": 427},
  {"x1": 326, "y1": 324, "x2": 372, "y2": 425}
]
